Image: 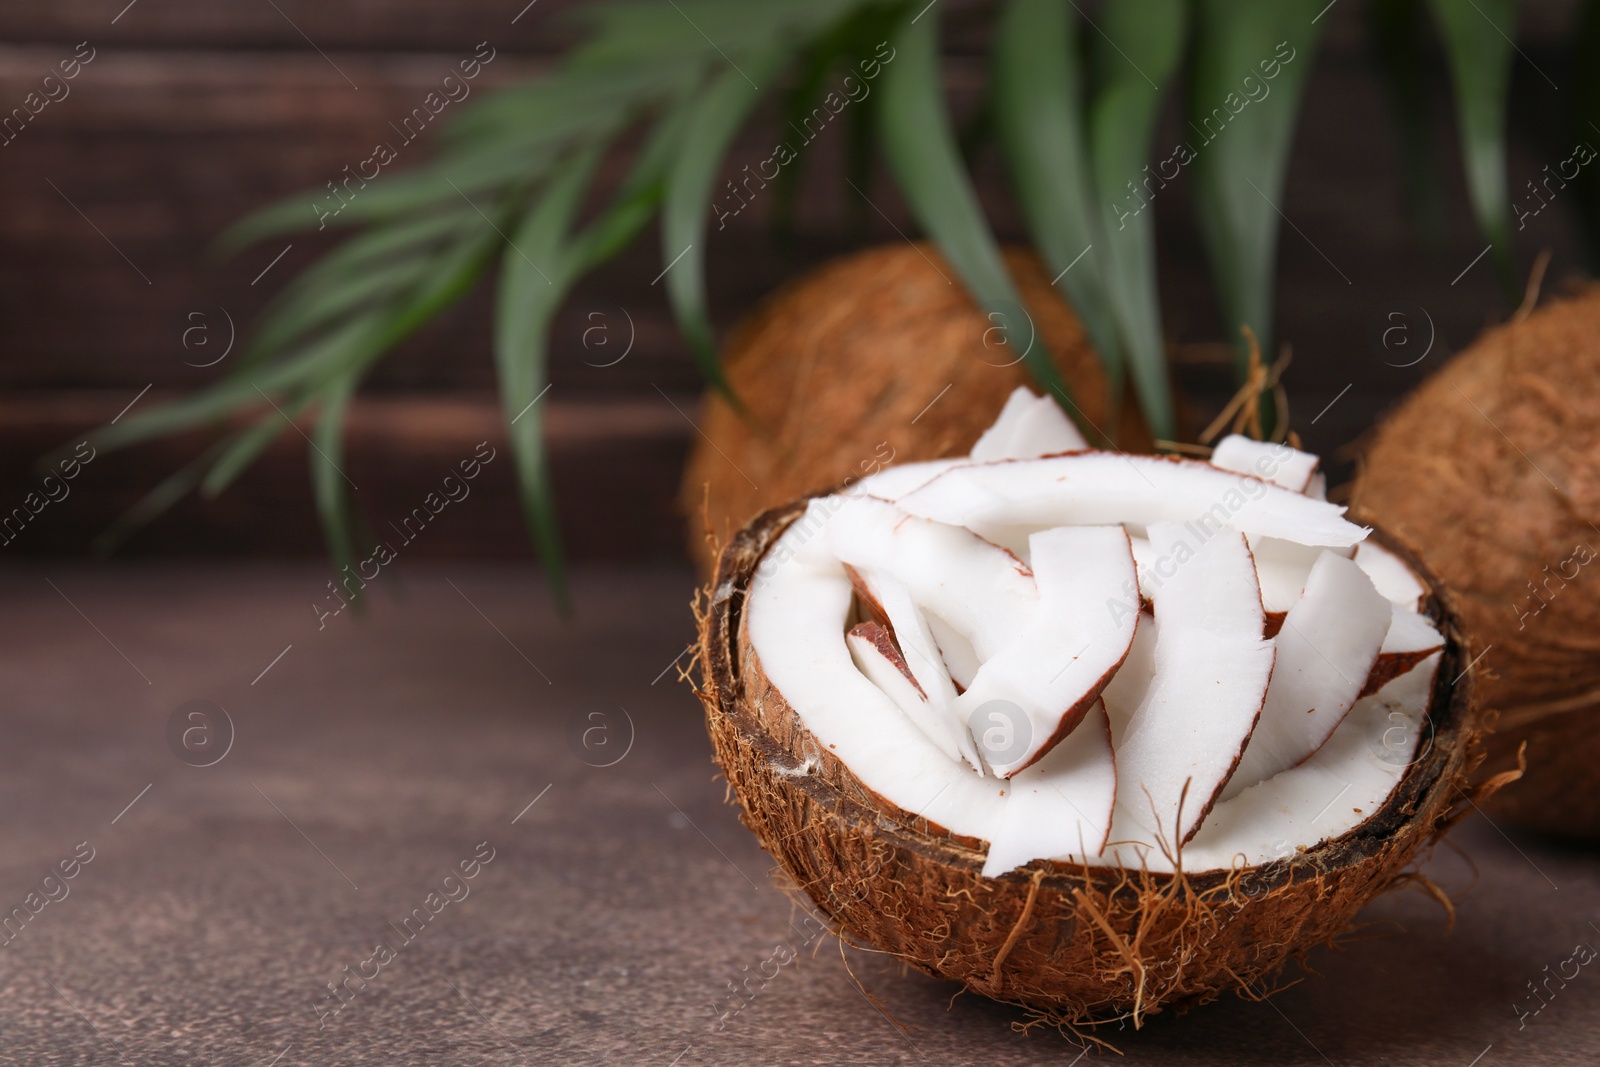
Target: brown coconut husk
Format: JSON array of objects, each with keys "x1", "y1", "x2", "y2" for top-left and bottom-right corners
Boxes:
[
  {"x1": 694, "y1": 495, "x2": 1494, "y2": 1030},
  {"x1": 1351, "y1": 285, "x2": 1600, "y2": 836},
  {"x1": 678, "y1": 243, "x2": 1145, "y2": 578}
]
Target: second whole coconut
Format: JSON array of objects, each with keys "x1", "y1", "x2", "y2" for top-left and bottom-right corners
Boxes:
[
  {"x1": 677, "y1": 242, "x2": 1140, "y2": 577},
  {"x1": 1352, "y1": 287, "x2": 1600, "y2": 836}
]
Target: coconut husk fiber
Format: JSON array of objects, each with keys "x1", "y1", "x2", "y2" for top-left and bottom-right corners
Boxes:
[
  {"x1": 694, "y1": 496, "x2": 1490, "y2": 1029},
  {"x1": 1352, "y1": 286, "x2": 1600, "y2": 836},
  {"x1": 678, "y1": 243, "x2": 1144, "y2": 578}
]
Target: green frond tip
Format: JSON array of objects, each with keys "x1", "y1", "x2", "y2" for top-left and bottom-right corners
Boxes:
[
  {"x1": 1189, "y1": 0, "x2": 1323, "y2": 419},
  {"x1": 1084, "y1": 0, "x2": 1186, "y2": 444},
  {"x1": 1428, "y1": 0, "x2": 1520, "y2": 302},
  {"x1": 661, "y1": 48, "x2": 790, "y2": 413},
  {"x1": 993, "y1": 0, "x2": 1125, "y2": 402},
  {"x1": 310, "y1": 374, "x2": 364, "y2": 613},
  {"x1": 91, "y1": 439, "x2": 232, "y2": 558},
  {"x1": 879, "y1": 2, "x2": 1093, "y2": 441}
]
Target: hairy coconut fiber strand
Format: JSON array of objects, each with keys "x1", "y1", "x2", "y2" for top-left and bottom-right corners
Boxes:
[
  {"x1": 696, "y1": 496, "x2": 1490, "y2": 1028},
  {"x1": 679, "y1": 243, "x2": 1133, "y2": 577},
  {"x1": 1352, "y1": 287, "x2": 1600, "y2": 835}
]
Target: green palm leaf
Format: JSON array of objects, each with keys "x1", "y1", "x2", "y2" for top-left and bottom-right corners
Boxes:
[
  {"x1": 1086, "y1": 0, "x2": 1186, "y2": 443},
  {"x1": 992, "y1": 0, "x2": 1124, "y2": 402},
  {"x1": 879, "y1": 4, "x2": 1084, "y2": 434},
  {"x1": 662, "y1": 49, "x2": 787, "y2": 402},
  {"x1": 1189, "y1": 0, "x2": 1323, "y2": 390},
  {"x1": 1428, "y1": 0, "x2": 1519, "y2": 300}
]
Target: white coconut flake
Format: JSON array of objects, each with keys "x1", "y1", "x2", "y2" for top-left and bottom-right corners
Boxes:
[
  {"x1": 1180, "y1": 653, "x2": 1439, "y2": 872},
  {"x1": 748, "y1": 515, "x2": 1009, "y2": 842},
  {"x1": 926, "y1": 612, "x2": 981, "y2": 691},
  {"x1": 844, "y1": 573, "x2": 977, "y2": 767},
  {"x1": 1222, "y1": 552, "x2": 1391, "y2": 800},
  {"x1": 1354, "y1": 541, "x2": 1427, "y2": 609},
  {"x1": 1209, "y1": 435, "x2": 1322, "y2": 494},
  {"x1": 954, "y1": 525, "x2": 1138, "y2": 778},
  {"x1": 970, "y1": 386, "x2": 1089, "y2": 461},
  {"x1": 828, "y1": 495, "x2": 1036, "y2": 660},
  {"x1": 981, "y1": 700, "x2": 1116, "y2": 878},
  {"x1": 847, "y1": 618, "x2": 968, "y2": 767},
  {"x1": 854, "y1": 458, "x2": 967, "y2": 502},
  {"x1": 1382, "y1": 604, "x2": 1444, "y2": 657},
  {"x1": 898, "y1": 453, "x2": 1368, "y2": 551},
  {"x1": 1104, "y1": 523, "x2": 1275, "y2": 850}
]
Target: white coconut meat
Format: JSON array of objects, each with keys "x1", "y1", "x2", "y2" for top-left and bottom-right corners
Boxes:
[
  {"x1": 827, "y1": 496, "x2": 1036, "y2": 662},
  {"x1": 981, "y1": 700, "x2": 1117, "y2": 878},
  {"x1": 844, "y1": 596, "x2": 973, "y2": 767},
  {"x1": 1104, "y1": 523, "x2": 1275, "y2": 850},
  {"x1": 970, "y1": 386, "x2": 1089, "y2": 461},
  {"x1": 897, "y1": 453, "x2": 1368, "y2": 551},
  {"x1": 743, "y1": 396, "x2": 1443, "y2": 877},
  {"x1": 1354, "y1": 541, "x2": 1427, "y2": 609},
  {"x1": 954, "y1": 525, "x2": 1139, "y2": 778},
  {"x1": 848, "y1": 623, "x2": 927, "y2": 706},
  {"x1": 854, "y1": 458, "x2": 967, "y2": 502},
  {"x1": 926, "y1": 613, "x2": 981, "y2": 691},
  {"x1": 1222, "y1": 552, "x2": 1391, "y2": 800},
  {"x1": 1179, "y1": 652, "x2": 1440, "y2": 872},
  {"x1": 1362, "y1": 603, "x2": 1446, "y2": 697},
  {"x1": 1209, "y1": 435, "x2": 1322, "y2": 494},
  {"x1": 746, "y1": 503, "x2": 1009, "y2": 841}
]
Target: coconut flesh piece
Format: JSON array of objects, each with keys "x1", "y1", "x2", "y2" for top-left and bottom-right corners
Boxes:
[
  {"x1": 969, "y1": 385, "x2": 1090, "y2": 461},
  {"x1": 1209, "y1": 434, "x2": 1322, "y2": 494},
  {"x1": 743, "y1": 394, "x2": 1448, "y2": 877},
  {"x1": 953, "y1": 524, "x2": 1139, "y2": 778},
  {"x1": 1221, "y1": 551, "x2": 1392, "y2": 801},
  {"x1": 1362, "y1": 604, "x2": 1445, "y2": 697},
  {"x1": 744, "y1": 500, "x2": 1010, "y2": 843},
  {"x1": 896, "y1": 451, "x2": 1367, "y2": 552},
  {"x1": 1206, "y1": 436, "x2": 1338, "y2": 617},
  {"x1": 853, "y1": 457, "x2": 966, "y2": 502},
  {"x1": 926, "y1": 613, "x2": 981, "y2": 691},
  {"x1": 844, "y1": 592, "x2": 973, "y2": 767},
  {"x1": 1354, "y1": 540, "x2": 1428, "y2": 610},
  {"x1": 828, "y1": 495, "x2": 1035, "y2": 664},
  {"x1": 1103, "y1": 523, "x2": 1276, "y2": 849},
  {"x1": 1178, "y1": 651, "x2": 1440, "y2": 871},
  {"x1": 855, "y1": 386, "x2": 1088, "y2": 506},
  {"x1": 981, "y1": 699, "x2": 1116, "y2": 878}
]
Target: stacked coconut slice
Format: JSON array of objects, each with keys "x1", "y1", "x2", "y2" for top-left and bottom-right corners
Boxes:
[{"x1": 745, "y1": 388, "x2": 1444, "y2": 878}]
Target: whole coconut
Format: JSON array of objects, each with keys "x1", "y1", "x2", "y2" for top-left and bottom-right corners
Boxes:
[
  {"x1": 696, "y1": 496, "x2": 1484, "y2": 1027},
  {"x1": 1352, "y1": 287, "x2": 1600, "y2": 835},
  {"x1": 678, "y1": 243, "x2": 1136, "y2": 577}
]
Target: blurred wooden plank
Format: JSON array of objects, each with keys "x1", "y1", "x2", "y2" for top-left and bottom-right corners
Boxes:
[
  {"x1": 0, "y1": 44, "x2": 854, "y2": 396},
  {"x1": 0, "y1": 0, "x2": 1575, "y2": 53},
  {"x1": 0, "y1": 0, "x2": 589, "y2": 52},
  {"x1": 0, "y1": 391, "x2": 697, "y2": 560}
]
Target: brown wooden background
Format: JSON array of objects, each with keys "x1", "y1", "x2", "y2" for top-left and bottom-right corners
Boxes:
[{"x1": 0, "y1": 0, "x2": 1588, "y2": 561}]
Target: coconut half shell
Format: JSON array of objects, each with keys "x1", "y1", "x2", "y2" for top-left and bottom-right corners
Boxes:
[{"x1": 696, "y1": 495, "x2": 1487, "y2": 1027}]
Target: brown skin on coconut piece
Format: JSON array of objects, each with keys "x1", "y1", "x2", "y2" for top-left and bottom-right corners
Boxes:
[
  {"x1": 843, "y1": 565, "x2": 891, "y2": 635},
  {"x1": 678, "y1": 243, "x2": 1143, "y2": 578},
  {"x1": 847, "y1": 622, "x2": 919, "y2": 692},
  {"x1": 697, "y1": 495, "x2": 1490, "y2": 1027},
  {"x1": 1352, "y1": 286, "x2": 1600, "y2": 834},
  {"x1": 1361, "y1": 646, "x2": 1444, "y2": 698}
]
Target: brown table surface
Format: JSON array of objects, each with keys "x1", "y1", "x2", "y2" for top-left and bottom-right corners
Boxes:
[{"x1": 1, "y1": 562, "x2": 1594, "y2": 1066}]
